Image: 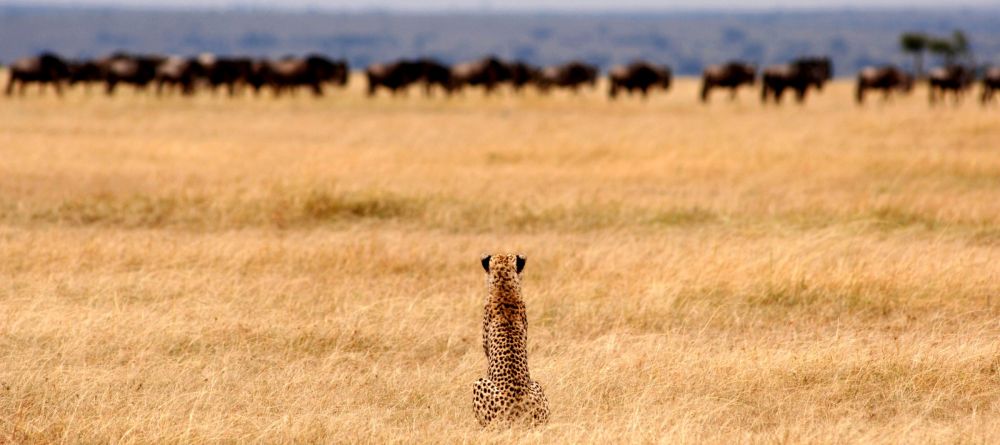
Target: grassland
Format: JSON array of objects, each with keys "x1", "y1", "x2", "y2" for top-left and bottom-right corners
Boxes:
[{"x1": 1, "y1": 74, "x2": 999, "y2": 444}]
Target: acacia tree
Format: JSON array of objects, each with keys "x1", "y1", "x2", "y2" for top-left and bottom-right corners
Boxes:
[
  {"x1": 928, "y1": 38, "x2": 957, "y2": 66},
  {"x1": 924, "y1": 30, "x2": 972, "y2": 67},
  {"x1": 951, "y1": 30, "x2": 972, "y2": 64},
  {"x1": 900, "y1": 32, "x2": 928, "y2": 77}
]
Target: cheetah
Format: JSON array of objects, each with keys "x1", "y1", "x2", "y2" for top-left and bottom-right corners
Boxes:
[{"x1": 473, "y1": 253, "x2": 550, "y2": 428}]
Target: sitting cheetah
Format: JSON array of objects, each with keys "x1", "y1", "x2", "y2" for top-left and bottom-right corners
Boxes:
[{"x1": 473, "y1": 253, "x2": 550, "y2": 428}]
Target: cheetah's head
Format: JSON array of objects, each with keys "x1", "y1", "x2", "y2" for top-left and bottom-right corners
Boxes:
[
  {"x1": 481, "y1": 254, "x2": 526, "y2": 293},
  {"x1": 481, "y1": 253, "x2": 526, "y2": 275}
]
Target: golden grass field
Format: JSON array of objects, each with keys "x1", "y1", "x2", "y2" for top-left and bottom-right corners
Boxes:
[{"x1": 1, "y1": 73, "x2": 999, "y2": 443}]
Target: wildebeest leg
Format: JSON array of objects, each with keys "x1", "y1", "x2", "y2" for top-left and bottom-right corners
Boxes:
[
  {"x1": 5, "y1": 76, "x2": 16, "y2": 96},
  {"x1": 53, "y1": 80, "x2": 63, "y2": 97},
  {"x1": 795, "y1": 86, "x2": 806, "y2": 103},
  {"x1": 640, "y1": 86, "x2": 649, "y2": 99},
  {"x1": 774, "y1": 86, "x2": 785, "y2": 104},
  {"x1": 760, "y1": 83, "x2": 769, "y2": 103},
  {"x1": 729, "y1": 87, "x2": 737, "y2": 101},
  {"x1": 227, "y1": 82, "x2": 237, "y2": 97},
  {"x1": 700, "y1": 81, "x2": 710, "y2": 102},
  {"x1": 311, "y1": 82, "x2": 323, "y2": 97}
]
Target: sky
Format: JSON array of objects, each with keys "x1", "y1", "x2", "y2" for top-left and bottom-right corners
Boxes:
[{"x1": 2, "y1": 0, "x2": 998, "y2": 11}]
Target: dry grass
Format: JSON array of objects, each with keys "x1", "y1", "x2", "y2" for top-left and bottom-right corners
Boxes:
[{"x1": 1, "y1": 73, "x2": 999, "y2": 444}]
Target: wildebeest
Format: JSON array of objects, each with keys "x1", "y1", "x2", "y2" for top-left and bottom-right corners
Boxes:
[
  {"x1": 99, "y1": 52, "x2": 165, "y2": 95},
  {"x1": 761, "y1": 57, "x2": 832, "y2": 104},
  {"x1": 507, "y1": 61, "x2": 541, "y2": 92},
  {"x1": 67, "y1": 59, "x2": 105, "y2": 92},
  {"x1": 607, "y1": 61, "x2": 672, "y2": 99},
  {"x1": 412, "y1": 58, "x2": 453, "y2": 96},
  {"x1": 252, "y1": 55, "x2": 348, "y2": 97},
  {"x1": 855, "y1": 65, "x2": 913, "y2": 104},
  {"x1": 365, "y1": 58, "x2": 456, "y2": 97},
  {"x1": 979, "y1": 67, "x2": 1000, "y2": 104},
  {"x1": 928, "y1": 65, "x2": 975, "y2": 104},
  {"x1": 537, "y1": 61, "x2": 599, "y2": 94},
  {"x1": 366, "y1": 60, "x2": 424, "y2": 96},
  {"x1": 5, "y1": 52, "x2": 71, "y2": 96},
  {"x1": 451, "y1": 56, "x2": 512, "y2": 94},
  {"x1": 204, "y1": 56, "x2": 254, "y2": 96},
  {"x1": 305, "y1": 54, "x2": 349, "y2": 92},
  {"x1": 154, "y1": 56, "x2": 209, "y2": 96},
  {"x1": 700, "y1": 61, "x2": 755, "y2": 102}
]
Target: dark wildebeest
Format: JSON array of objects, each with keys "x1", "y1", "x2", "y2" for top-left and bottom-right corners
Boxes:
[
  {"x1": 855, "y1": 65, "x2": 913, "y2": 104},
  {"x1": 204, "y1": 56, "x2": 254, "y2": 96},
  {"x1": 928, "y1": 65, "x2": 975, "y2": 104},
  {"x1": 67, "y1": 59, "x2": 105, "y2": 92},
  {"x1": 451, "y1": 56, "x2": 513, "y2": 94},
  {"x1": 99, "y1": 52, "x2": 165, "y2": 95},
  {"x1": 761, "y1": 57, "x2": 833, "y2": 104},
  {"x1": 304, "y1": 54, "x2": 349, "y2": 92},
  {"x1": 254, "y1": 55, "x2": 348, "y2": 97},
  {"x1": 412, "y1": 58, "x2": 453, "y2": 96},
  {"x1": 154, "y1": 56, "x2": 209, "y2": 96},
  {"x1": 608, "y1": 61, "x2": 672, "y2": 99},
  {"x1": 5, "y1": 52, "x2": 71, "y2": 96},
  {"x1": 507, "y1": 61, "x2": 541, "y2": 93},
  {"x1": 366, "y1": 60, "x2": 423, "y2": 96},
  {"x1": 537, "y1": 61, "x2": 599, "y2": 94},
  {"x1": 153, "y1": 56, "x2": 185, "y2": 95},
  {"x1": 246, "y1": 59, "x2": 269, "y2": 94},
  {"x1": 979, "y1": 67, "x2": 1000, "y2": 105},
  {"x1": 700, "y1": 61, "x2": 755, "y2": 102}
]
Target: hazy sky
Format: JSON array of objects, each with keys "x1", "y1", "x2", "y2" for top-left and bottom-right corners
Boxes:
[{"x1": 3, "y1": 0, "x2": 998, "y2": 11}]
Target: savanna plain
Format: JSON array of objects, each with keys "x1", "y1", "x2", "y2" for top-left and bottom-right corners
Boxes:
[{"x1": 1, "y1": 74, "x2": 999, "y2": 444}]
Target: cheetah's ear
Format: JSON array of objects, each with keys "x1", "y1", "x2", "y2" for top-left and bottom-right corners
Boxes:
[
  {"x1": 515, "y1": 255, "x2": 526, "y2": 274},
  {"x1": 481, "y1": 254, "x2": 491, "y2": 272}
]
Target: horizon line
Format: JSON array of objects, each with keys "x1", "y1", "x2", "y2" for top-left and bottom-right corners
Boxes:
[{"x1": 3, "y1": 2, "x2": 1000, "y2": 15}]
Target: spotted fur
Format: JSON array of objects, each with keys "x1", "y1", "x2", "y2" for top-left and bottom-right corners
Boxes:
[{"x1": 472, "y1": 253, "x2": 550, "y2": 428}]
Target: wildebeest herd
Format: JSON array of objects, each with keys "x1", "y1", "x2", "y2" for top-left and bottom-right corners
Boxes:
[
  {"x1": 5, "y1": 52, "x2": 348, "y2": 97},
  {"x1": 5, "y1": 51, "x2": 1000, "y2": 105},
  {"x1": 365, "y1": 57, "x2": 601, "y2": 96}
]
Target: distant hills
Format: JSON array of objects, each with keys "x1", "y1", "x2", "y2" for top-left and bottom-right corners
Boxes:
[{"x1": 2, "y1": 6, "x2": 999, "y2": 76}]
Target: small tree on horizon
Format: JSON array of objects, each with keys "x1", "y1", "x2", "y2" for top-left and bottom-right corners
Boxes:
[
  {"x1": 900, "y1": 32, "x2": 928, "y2": 77},
  {"x1": 922, "y1": 30, "x2": 973, "y2": 68},
  {"x1": 951, "y1": 30, "x2": 972, "y2": 64}
]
